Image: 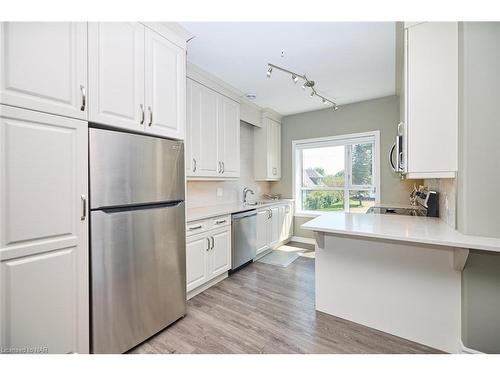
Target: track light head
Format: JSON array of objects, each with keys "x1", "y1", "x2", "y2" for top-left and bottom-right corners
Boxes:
[
  {"x1": 322, "y1": 98, "x2": 328, "y2": 105},
  {"x1": 267, "y1": 67, "x2": 273, "y2": 78},
  {"x1": 292, "y1": 74, "x2": 298, "y2": 84},
  {"x1": 309, "y1": 91, "x2": 315, "y2": 98},
  {"x1": 301, "y1": 84, "x2": 306, "y2": 90},
  {"x1": 333, "y1": 105, "x2": 339, "y2": 111}
]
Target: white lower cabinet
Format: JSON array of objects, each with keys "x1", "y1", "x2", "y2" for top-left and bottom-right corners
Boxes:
[
  {"x1": 185, "y1": 233, "x2": 209, "y2": 292},
  {"x1": 256, "y1": 202, "x2": 294, "y2": 256},
  {"x1": 256, "y1": 210, "x2": 270, "y2": 255},
  {"x1": 210, "y1": 229, "x2": 231, "y2": 278},
  {"x1": 0, "y1": 105, "x2": 89, "y2": 353},
  {"x1": 186, "y1": 217, "x2": 231, "y2": 296},
  {"x1": 269, "y1": 206, "x2": 280, "y2": 248}
]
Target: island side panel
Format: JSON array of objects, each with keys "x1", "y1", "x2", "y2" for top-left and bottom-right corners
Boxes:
[{"x1": 315, "y1": 233, "x2": 461, "y2": 353}]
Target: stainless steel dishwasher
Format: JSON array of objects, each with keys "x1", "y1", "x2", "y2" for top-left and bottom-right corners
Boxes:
[{"x1": 231, "y1": 210, "x2": 257, "y2": 271}]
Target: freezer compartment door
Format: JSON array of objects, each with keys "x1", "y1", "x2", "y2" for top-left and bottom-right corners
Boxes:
[
  {"x1": 91, "y1": 202, "x2": 186, "y2": 354},
  {"x1": 89, "y1": 128, "x2": 184, "y2": 209}
]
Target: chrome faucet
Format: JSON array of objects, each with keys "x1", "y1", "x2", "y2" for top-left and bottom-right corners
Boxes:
[{"x1": 243, "y1": 187, "x2": 255, "y2": 204}]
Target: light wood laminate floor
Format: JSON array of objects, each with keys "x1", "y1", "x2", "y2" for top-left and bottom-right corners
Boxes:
[{"x1": 131, "y1": 256, "x2": 441, "y2": 354}]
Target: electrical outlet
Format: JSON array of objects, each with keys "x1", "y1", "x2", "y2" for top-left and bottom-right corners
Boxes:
[{"x1": 216, "y1": 187, "x2": 223, "y2": 197}]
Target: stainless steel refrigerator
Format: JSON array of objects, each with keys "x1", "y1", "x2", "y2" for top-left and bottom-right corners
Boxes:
[{"x1": 89, "y1": 128, "x2": 186, "y2": 354}]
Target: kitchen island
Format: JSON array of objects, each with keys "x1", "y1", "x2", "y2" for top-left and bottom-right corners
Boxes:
[{"x1": 302, "y1": 212, "x2": 500, "y2": 353}]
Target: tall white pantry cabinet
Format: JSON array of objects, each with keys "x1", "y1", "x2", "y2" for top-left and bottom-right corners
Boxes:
[{"x1": 0, "y1": 22, "x2": 189, "y2": 353}]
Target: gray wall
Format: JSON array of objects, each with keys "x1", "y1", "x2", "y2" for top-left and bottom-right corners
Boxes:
[
  {"x1": 271, "y1": 95, "x2": 418, "y2": 238},
  {"x1": 457, "y1": 22, "x2": 500, "y2": 353}
]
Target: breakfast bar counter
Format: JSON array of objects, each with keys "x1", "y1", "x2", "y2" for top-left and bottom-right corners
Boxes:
[{"x1": 302, "y1": 212, "x2": 500, "y2": 353}]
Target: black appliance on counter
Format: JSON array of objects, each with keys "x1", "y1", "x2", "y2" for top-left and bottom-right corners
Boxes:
[{"x1": 367, "y1": 190, "x2": 439, "y2": 218}]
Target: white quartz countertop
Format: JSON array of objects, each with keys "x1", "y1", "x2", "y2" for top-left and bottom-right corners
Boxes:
[
  {"x1": 302, "y1": 212, "x2": 500, "y2": 253},
  {"x1": 187, "y1": 199, "x2": 294, "y2": 222}
]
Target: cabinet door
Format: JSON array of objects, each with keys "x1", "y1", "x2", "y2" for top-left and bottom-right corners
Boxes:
[
  {"x1": 209, "y1": 228, "x2": 231, "y2": 278},
  {"x1": 1, "y1": 248, "x2": 79, "y2": 353},
  {"x1": 218, "y1": 96, "x2": 240, "y2": 178},
  {"x1": 278, "y1": 205, "x2": 286, "y2": 243},
  {"x1": 145, "y1": 28, "x2": 185, "y2": 140},
  {"x1": 187, "y1": 79, "x2": 219, "y2": 177},
  {"x1": 0, "y1": 105, "x2": 89, "y2": 353},
  {"x1": 256, "y1": 210, "x2": 270, "y2": 255},
  {"x1": 285, "y1": 204, "x2": 293, "y2": 239},
  {"x1": 0, "y1": 22, "x2": 87, "y2": 120},
  {"x1": 272, "y1": 120, "x2": 281, "y2": 178},
  {"x1": 406, "y1": 22, "x2": 458, "y2": 176},
  {"x1": 266, "y1": 118, "x2": 281, "y2": 179},
  {"x1": 269, "y1": 207, "x2": 280, "y2": 248},
  {"x1": 186, "y1": 234, "x2": 209, "y2": 292},
  {"x1": 88, "y1": 22, "x2": 145, "y2": 131}
]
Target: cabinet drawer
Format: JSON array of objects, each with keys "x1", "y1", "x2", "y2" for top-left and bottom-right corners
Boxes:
[
  {"x1": 186, "y1": 220, "x2": 208, "y2": 236},
  {"x1": 186, "y1": 214, "x2": 231, "y2": 236},
  {"x1": 209, "y1": 215, "x2": 231, "y2": 229}
]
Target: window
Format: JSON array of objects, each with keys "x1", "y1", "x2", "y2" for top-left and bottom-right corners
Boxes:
[{"x1": 293, "y1": 132, "x2": 380, "y2": 216}]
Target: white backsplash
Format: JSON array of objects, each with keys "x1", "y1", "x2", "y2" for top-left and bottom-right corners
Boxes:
[
  {"x1": 187, "y1": 122, "x2": 272, "y2": 209},
  {"x1": 425, "y1": 178, "x2": 457, "y2": 228}
]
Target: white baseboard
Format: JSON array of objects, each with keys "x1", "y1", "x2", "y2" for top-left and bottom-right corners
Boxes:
[
  {"x1": 291, "y1": 236, "x2": 315, "y2": 245},
  {"x1": 187, "y1": 272, "x2": 228, "y2": 300},
  {"x1": 460, "y1": 340, "x2": 484, "y2": 354}
]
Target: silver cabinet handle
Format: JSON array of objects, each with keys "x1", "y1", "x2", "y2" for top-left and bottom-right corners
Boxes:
[
  {"x1": 215, "y1": 219, "x2": 226, "y2": 224},
  {"x1": 80, "y1": 194, "x2": 87, "y2": 221},
  {"x1": 148, "y1": 106, "x2": 153, "y2": 127},
  {"x1": 272, "y1": 167, "x2": 277, "y2": 176},
  {"x1": 222, "y1": 161, "x2": 225, "y2": 174},
  {"x1": 210, "y1": 236, "x2": 215, "y2": 250},
  {"x1": 193, "y1": 158, "x2": 197, "y2": 172},
  {"x1": 206, "y1": 237, "x2": 211, "y2": 251},
  {"x1": 140, "y1": 104, "x2": 145, "y2": 125},
  {"x1": 218, "y1": 161, "x2": 221, "y2": 173},
  {"x1": 267, "y1": 209, "x2": 271, "y2": 219},
  {"x1": 188, "y1": 225, "x2": 202, "y2": 231},
  {"x1": 80, "y1": 85, "x2": 86, "y2": 111}
]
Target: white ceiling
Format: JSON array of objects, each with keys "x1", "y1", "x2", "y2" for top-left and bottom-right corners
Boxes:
[{"x1": 181, "y1": 22, "x2": 396, "y2": 116}]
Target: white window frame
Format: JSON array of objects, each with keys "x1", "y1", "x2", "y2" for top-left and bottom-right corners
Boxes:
[{"x1": 292, "y1": 131, "x2": 380, "y2": 217}]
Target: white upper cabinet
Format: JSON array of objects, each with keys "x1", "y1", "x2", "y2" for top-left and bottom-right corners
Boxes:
[
  {"x1": 145, "y1": 28, "x2": 186, "y2": 139},
  {"x1": 0, "y1": 105, "x2": 89, "y2": 353},
  {"x1": 0, "y1": 22, "x2": 87, "y2": 120},
  {"x1": 217, "y1": 96, "x2": 240, "y2": 178},
  {"x1": 255, "y1": 115, "x2": 281, "y2": 181},
  {"x1": 404, "y1": 22, "x2": 458, "y2": 179},
  {"x1": 89, "y1": 23, "x2": 186, "y2": 140},
  {"x1": 187, "y1": 79, "x2": 219, "y2": 177},
  {"x1": 88, "y1": 22, "x2": 145, "y2": 132},
  {"x1": 186, "y1": 78, "x2": 240, "y2": 179}
]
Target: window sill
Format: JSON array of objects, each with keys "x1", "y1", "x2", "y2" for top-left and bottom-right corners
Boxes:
[{"x1": 294, "y1": 212, "x2": 323, "y2": 219}]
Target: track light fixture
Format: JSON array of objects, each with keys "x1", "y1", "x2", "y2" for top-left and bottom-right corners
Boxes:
[{"x1": 266, "y1": 63, "x2": 338, "y2": 110}]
